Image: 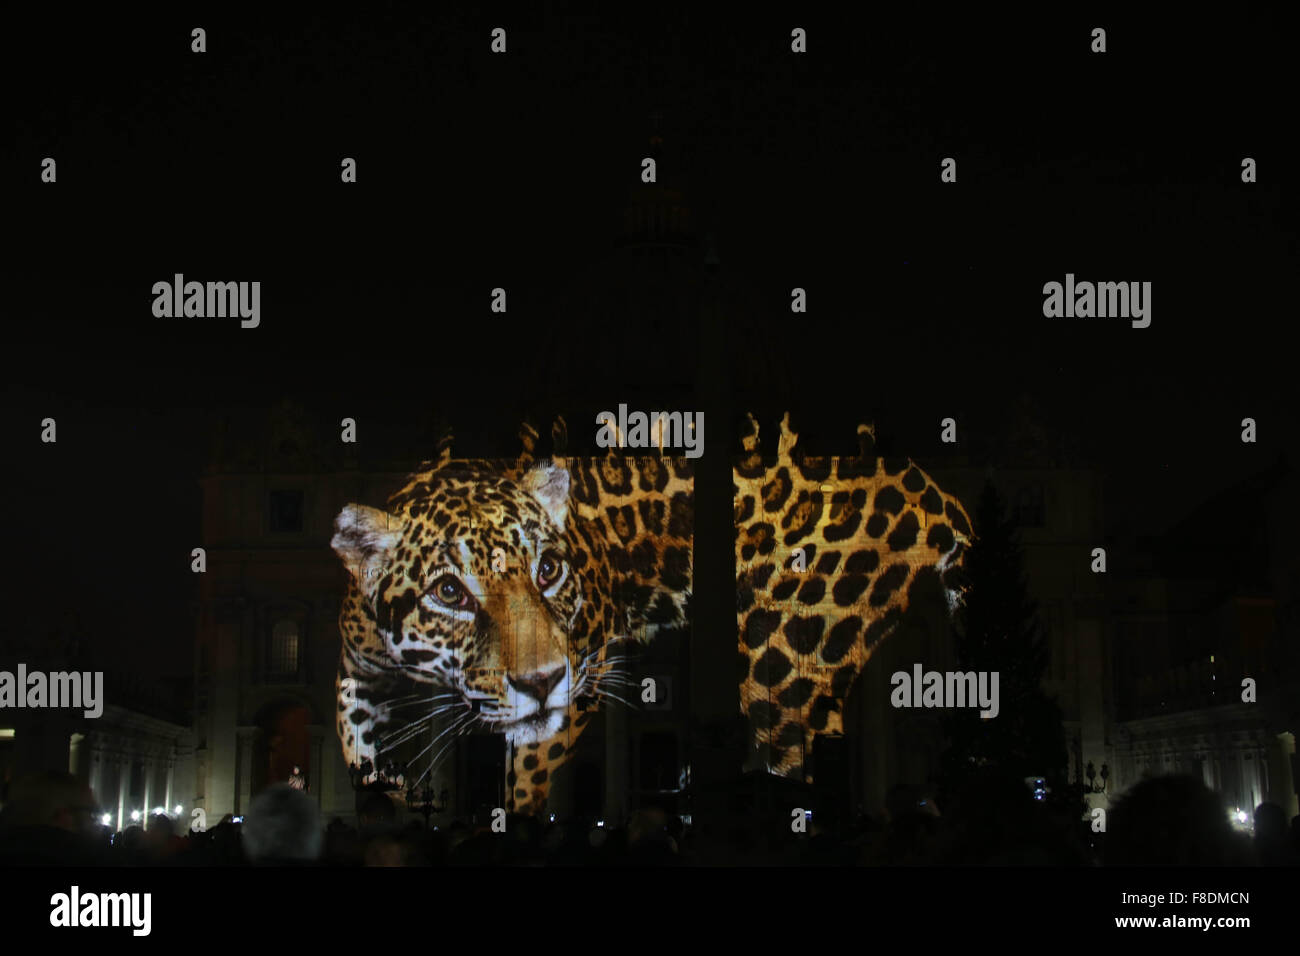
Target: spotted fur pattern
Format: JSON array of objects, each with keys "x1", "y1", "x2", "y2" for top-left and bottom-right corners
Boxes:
[
  {"x1": 331, "y1": 419, "x2": 693, "y2": 815},
  {"x1": 734, "y1": 413, "x2": 972, "y2": 780}
]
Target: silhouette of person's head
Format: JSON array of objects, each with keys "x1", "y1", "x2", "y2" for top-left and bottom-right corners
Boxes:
[
  {"x1": 1252, "y1": 801, "x2": 1288, "y2": 864},
  {"x1": 1253, "y1": 802, "x2": 1285, "y2": 841},
  {"x1": 1107, "y1": 775, "x2": 1237, "y2": 865},
  {"x1": 241, "y1": 784, "x2": 322, "y2": 863},
  {"x1": 121, "y1": 825, "x2": 144, "y2": 854}
]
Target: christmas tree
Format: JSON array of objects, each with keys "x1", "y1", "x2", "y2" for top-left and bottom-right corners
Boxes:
[{"x1": 939, "y1": 480, "x2": 1070, "y2": 805}]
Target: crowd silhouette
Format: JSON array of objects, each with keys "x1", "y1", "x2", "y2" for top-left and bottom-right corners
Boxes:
[{"x1": 1, "y1": 769, "x2": 1297, "y2": 867}]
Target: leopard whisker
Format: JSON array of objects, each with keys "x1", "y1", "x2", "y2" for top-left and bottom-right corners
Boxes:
[
  {"x1": 588, "y1": 671, "x2": 634, "y2": 689},
  {"x1": 593, "y1": 688, "x2": 638, "y2": 710},
  {"x1": 583, "y1": 634, "x2": 636, "y2": 661},
  {"x1": 383, "y1": 693, "x2": 462, "y2": 711},
  {"x1": 377, "y1": 701, "x2": 460, "y2": 725},
  {"x1": 595, "y1": 676, "x2": 637, "y2": 691},
  {"x1": 379, "y1": 701, "x2": 469, "y2": 752},
  {"x1": 592, "y1": 671, "x2": 635, "y2": 687},
  {"x1": 403, "y1": 708, "x2": 472, "y2": 766},
  {"x1": 570, "y1": 674, "x2": 589, "y2": 701},
  {"x1": 412, "y1": 712, "x2": 476, "y2": 787},
  {"x1": 378, "y1": 718, "x2": 434, "y2": 753},
  {"x1": 585, "y1": 661, "x2": 632, "y2": 676},
  {"x1": 382, "y1": 690, "x2": 458, "y2": 704}
]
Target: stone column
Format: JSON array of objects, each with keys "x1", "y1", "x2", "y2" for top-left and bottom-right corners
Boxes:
[
  {"x1": 1237, "y1": 749, "x2": 1248, "y2": 816},
  {"x1": 691, "y1": 254, "x2": 740, "y2": 829},
  {"x1": 308, "y1": 725, "x2": 325, "y2": 808},
  {"x1": 858, "y1": 653, "x2": 891, "y2": 816},
  {"x1": 88, "y1": 737, "x2": 103, "y2": 809},
  {"x1": 1252, "y1": 744, "x2": 1267, "y2": 811},
  {"x1": 68, "y1": 732, "x2": 86, "y2": 781},
  {"x1": 115, "y1": 749, "x2": 128, "y2": 831},
  {"x1": 604, "y1": 702, "x2": 629, "y2": 827},
  {"x1": 142, "y1": 751, "x2": 153, "y2": 816},
  {"x1": 548, "y1": 745, "x2": 574, "y2": 820},
  {"x1": 1075, "y1": 618, "x2": 1107, "y2": 787},
  {"x1": 236, "y1": 726, "x2": 257, "y2": 815},
  {"x1": 1270, "y1": 732, "x2": 1298, "y2": 819},
  {"x1": 205, "y1": 601, "x2": 244, "y2": 822},
  {"x1": 165, "y1": 751, "x2": 175, "y2": 812},
  {"x1": 327, "y1": 726, "x2": 356, "y2": 825}
]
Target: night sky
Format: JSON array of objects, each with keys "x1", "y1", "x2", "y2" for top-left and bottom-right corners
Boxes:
[{"x1": 2, "y1": 8, "x2": 1290, "y2": 686}]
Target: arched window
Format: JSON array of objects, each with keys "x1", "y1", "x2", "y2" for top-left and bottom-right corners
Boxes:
[{"x1": 269, "y1": 620, "x2": 301, "y2": 681}]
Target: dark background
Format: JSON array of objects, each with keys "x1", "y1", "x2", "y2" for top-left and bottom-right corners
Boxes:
[{"x1": 1, "y1": 6, "x2": 1291, "y2": 690}]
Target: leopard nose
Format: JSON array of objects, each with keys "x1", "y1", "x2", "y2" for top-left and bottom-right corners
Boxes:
[{"x1": 510, "y1": 664, "x2": 566, "y2": 703}]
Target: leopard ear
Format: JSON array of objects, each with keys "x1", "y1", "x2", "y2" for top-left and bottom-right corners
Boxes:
[
  {"x1": 522, "y1": 462, "x2": 570, "y2": 529},
  {"x1": 332, "y1": 504, "x2": 406, "y2": 584}
]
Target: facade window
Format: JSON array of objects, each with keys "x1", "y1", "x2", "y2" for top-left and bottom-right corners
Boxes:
[
  {"x1": 268, "y1": 620, "x2": 301, "y2": 681},
  {"x1": 268, "y1": 489, "x2": 304, "y2": 533},
  {"x1": 1015, "y1": 484, "x2": 1046, "y2": 528},
  {"x1": 639, "y1": 732, "x2": 679, "y2": 792}
]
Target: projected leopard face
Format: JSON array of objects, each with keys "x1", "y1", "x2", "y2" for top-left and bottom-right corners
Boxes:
[{"x1": 331, "y1": 420, "x2": 693, "y2": 814}]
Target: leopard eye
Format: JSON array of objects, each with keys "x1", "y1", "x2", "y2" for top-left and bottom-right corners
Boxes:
[
  {"x1": 537, "y1": 551, "x2": 564, "y2": 589},
  {"x1": 431, "y1": 574, "x2": 469, "y2": 608}
]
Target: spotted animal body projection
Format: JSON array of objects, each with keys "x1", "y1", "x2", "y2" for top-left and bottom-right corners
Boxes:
[
  {"x1": 734, "y1": 413, "x2": 972, "y2": 779},
  {"x1": 330, "y1": 419, "x2": 693, "y2": 815}
]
